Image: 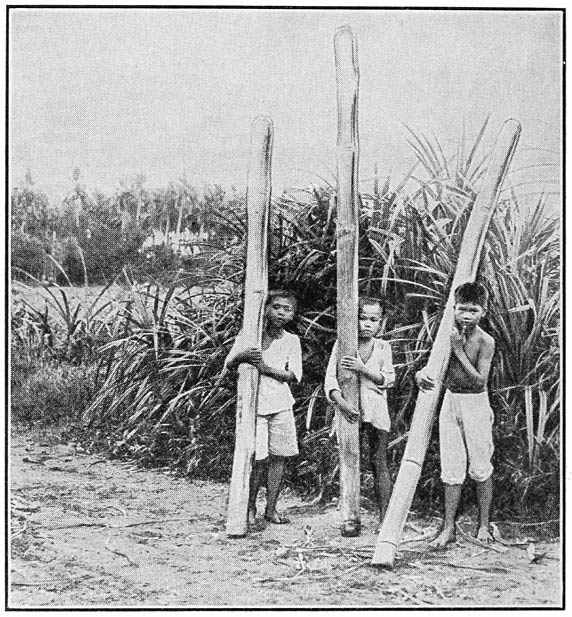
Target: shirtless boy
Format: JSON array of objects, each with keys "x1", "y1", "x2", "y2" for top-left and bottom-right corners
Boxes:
[{"x1": 416, "y1": 282, "x2": 496, "y2": 547}]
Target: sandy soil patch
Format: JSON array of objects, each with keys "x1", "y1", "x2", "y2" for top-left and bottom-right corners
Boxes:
[{"x1": 9, "y1": 429, "x2": 562, "y2": 608}]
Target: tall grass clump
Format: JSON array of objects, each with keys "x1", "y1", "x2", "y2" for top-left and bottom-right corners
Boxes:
[
  {"x1": 11, "y1": 277, "x2": 123, "y2": 427},
  {"x1": 83, "y1": 120, "x2": 560, "y2": 522},
  {"x1": 12, "y1": 357, "x2": 97, "y2": 425}
]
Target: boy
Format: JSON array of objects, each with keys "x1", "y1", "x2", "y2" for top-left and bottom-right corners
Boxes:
[
  {"x1": 226, "y1": 290, "x2": 302, "y2": 526},
  {"x1": 416, "y1": 282, "x2": 495, "y2": 547},
  {"x1": 324, "y1": 297, "x2": 396, "y2": 532}
]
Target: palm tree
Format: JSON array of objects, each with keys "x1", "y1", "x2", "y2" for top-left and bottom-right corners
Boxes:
[{"x1": 60, "y1": 167, "x2": 93, "y2": 285}]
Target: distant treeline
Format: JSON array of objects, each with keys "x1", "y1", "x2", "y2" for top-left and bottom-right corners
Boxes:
[{"x1": 11, "y1": 170, "x2": 246, "y2": 285}]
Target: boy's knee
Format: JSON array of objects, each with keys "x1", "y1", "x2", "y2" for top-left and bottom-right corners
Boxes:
[
  {"x1": 441, "y1": 472, "x2": 465, "y2": 485},
  {"x1": 468, "y1": 466, "x2": 493, "y2": 483},
  {"x1": 268, "y1": 454, "x2": 285, "y2": 463}
]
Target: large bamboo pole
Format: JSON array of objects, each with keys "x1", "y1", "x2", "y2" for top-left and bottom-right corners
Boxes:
[
  {"x1": 334, "y1": 26, "x2": 361, "y2": 537},
  {"x1": 372, "y1": 119, "x2": 521, "y2": 567},
  {"x1": 226, "y1": 116, "x2": 273, "y2": 538}
]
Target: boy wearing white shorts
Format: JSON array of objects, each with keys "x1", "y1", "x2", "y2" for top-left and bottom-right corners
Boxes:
[
  {"x1": 416, "y1": 282, "x2": 496, "y2": 547},
  {"x1": 226, "y1": 290, "x2": 302, "y2": 526}
]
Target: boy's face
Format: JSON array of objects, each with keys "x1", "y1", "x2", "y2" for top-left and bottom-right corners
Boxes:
[
  {"x1": 265, "y1": 296, "x2": 296, "y2": 328},
  {"x1": 358, "y1": 303, "x2": 382, "y2": 340},
  {"x1": 454, "y1": 302, "x2": 485, "y2": 330}
]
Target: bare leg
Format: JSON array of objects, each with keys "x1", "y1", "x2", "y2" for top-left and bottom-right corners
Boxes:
[
  {"x1": 475, "y1": 476, "x2": 493, "y2": 542},
  {"x1": 248, "y1": 460, "x2": 267, "y2": 526},
  {"x1": 265, "y1": 456, "x2": 290, "y2": 524},
  {"x1": 366, "y1": 425, "x2": 391, "y2": 531},
  {"x1": 431, "y1": 483, "x2": 461, "y2": 548}
]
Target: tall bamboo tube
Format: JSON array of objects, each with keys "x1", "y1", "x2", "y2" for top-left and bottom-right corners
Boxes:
[
  {"x1": 334, "y1": 26, "x2": 361, "y2": 537},
  {"x1": 226, "y1": 116, "x2": 273, "y2": 537},
  {"x1": 372, "y1": 119, "x2": 521, "y2": 567}
]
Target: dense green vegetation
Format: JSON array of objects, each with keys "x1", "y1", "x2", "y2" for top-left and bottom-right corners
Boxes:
[{"x1": 11, "y1": 123, "x2": 560, "y2": 524}]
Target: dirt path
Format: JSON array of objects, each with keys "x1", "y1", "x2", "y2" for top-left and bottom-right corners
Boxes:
[{"x1": 10, "y1": 429, "x2": 562, "y2": 608}]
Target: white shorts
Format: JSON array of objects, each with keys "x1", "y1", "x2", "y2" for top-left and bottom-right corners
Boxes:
[
  {"x1": 255, "y1": 409, "x2": 299, "y2": 461},
  {"x1": 439, "y1": 390, "x2": 494, "y2": 484}
]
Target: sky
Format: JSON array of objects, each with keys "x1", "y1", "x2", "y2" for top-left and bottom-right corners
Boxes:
[{"x1": 9, "y1": 8, "x2": 562, "y2": 207}]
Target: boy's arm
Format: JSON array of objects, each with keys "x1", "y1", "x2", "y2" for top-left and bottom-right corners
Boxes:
[
  {"x1": 324, "y1": 341, "x2": 359, "y2": 423},
  {"x1": 223, "y1": 338, "x2": 243, "y2": 371},
  {"x1": 415, "y1": 366, "x2": 436, "y2": 391},
  {"x1": 451, "y1": 332, "x2": 495, "y2": 388},
  {"x1": 224, "y1": 337, "x2": 262, "y2": 371},
  {"x1": 329, "y1": 389, "x2": 360, "y2": 423},
  {"x1": 258, "y1": 335, "x2": 302, "y2": 384},
  {"x1": 349, "y1": 360, "x2": 385, "y2": 386},
  {"x1": 286, "y1": 336, "x2": 303, "y2": 384},
  {"x1": 258, "y1": 364, "x2": 296, "y2": 383},
  {"x1": 324, "y1": 341, "x2": 340, "y2": 402},
  {"x1": 380, "y1": 342, "x2": 396, "y2": 389},
  {"x1": 340, "y1": 342, "x2": 395, "y2": 388},
  {"x1": 340, "y1": 354, "x2": 384, "y2": 383},
  {"x1": 360, "y1": 341, "x2": 395, "y2": 388}
]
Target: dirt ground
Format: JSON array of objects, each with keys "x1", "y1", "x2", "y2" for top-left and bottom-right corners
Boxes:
[{"x1": 9, "y1": 428, "x2": 562, "y2": 609}]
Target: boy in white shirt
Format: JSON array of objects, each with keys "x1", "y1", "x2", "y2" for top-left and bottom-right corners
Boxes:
[
  {"x1": 226, "y1": 290, "x2": 302, "y2": 526},
  {"x1": 324, "y1": 297, "x2": 395, "y2": 533}
]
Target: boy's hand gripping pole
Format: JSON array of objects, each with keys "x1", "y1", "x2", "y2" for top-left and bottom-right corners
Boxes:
[
  {"x1": 335, "y1": 26, "x2": 362, "y2": 537},
  {"x1": 226, "y1": 116, "x2": 273, "y2": 538},
  {"x1": 372, "y1": 119, "x2": 521, "y2": 567}
]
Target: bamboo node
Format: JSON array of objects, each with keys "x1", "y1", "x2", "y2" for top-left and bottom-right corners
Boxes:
[{"x1": 337, "y1": 227, "x2": 356, "y2": 237}]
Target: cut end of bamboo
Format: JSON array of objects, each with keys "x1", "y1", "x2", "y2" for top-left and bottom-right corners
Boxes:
[
  {"x1": 226, "y1": 506, "x2": 249, "y2": 538},
  {"x1": 252, "y1": 114, "x2": 273, "y2": 131},
  {"x1": 334, "y1": 26, "x2": 359, "y2": 73},
  {"x1": 250, "y1": 116, "x2": 274, "y2": 148},
  {"x1": 502, "y1": 118, "x2": 522, "y2": 134},
  {"x1": 495, "y1": 119, "x2": 522, "y2": 157},
  {"x1": 371, "y1": 541, "x2": 397, "y2": 569},
  {"x1": 334, "y1": 25, "x2": 355, "y2": 44}
]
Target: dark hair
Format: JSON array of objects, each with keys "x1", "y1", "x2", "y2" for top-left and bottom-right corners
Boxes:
[
  {"x1": 358, "y1": 296, "x2": 382, "y2": 312},
  {"x1": 454, "y1": 282, "x2": 488, "y2": 308},
  {"x1": 266, "y1": 289, "x2": 298, "y2": 310}
]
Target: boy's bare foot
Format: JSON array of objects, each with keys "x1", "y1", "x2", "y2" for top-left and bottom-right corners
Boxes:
[
  {"x1": 247, "y1": 506, "x2": 257, "y2": 527},
  {"x1": 476, "y1": 525, "x2": 493, "y2": 543},
  {"x1": 430, "y1": 527, "x2": 456, "y2": 548},
  {"x1": 264, "y1": 511, "x2": 290, "y2": 524}
]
